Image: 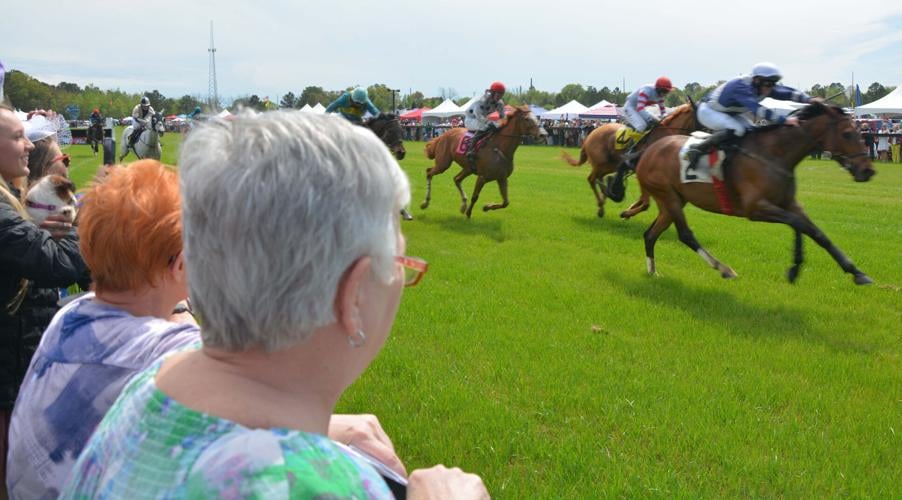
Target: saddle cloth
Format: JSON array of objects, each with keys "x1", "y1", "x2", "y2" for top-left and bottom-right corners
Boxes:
[
  {"x1": 455, "y1": 131, "x2": 490, "y2": 156},
  {"x1": 678, "y1": 132, "x2": 726, "y2": 184},
  {"x1": 614, "y1": 126, "x2": 646, "y2": 151}
]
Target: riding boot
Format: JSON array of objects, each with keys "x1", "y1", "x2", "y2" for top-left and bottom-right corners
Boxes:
[
  {"x1": 685, "y1": 129, "x2": 734, "y2": 168},
  {"x1": 604, "y1": 147, "x2": 640, "y2": 202},
  {"x1": 467, "y1": 130, "x2": 486, "y2": 174}
]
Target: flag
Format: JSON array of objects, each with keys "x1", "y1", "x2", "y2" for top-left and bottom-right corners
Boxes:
[
  {"x1": 855, "y1": 84, "x2": 862, "y2": 107},
  {"x1": 0, "y1": 59, "x2": 5, "y2": 102}
]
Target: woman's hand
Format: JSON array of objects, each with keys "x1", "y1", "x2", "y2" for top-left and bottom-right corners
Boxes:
[
  {"x1": 39, "y1": 214, "x2": 73, "y2": 240},
  {"x1": 408, "y1": 465, "x2": 489, "y2": 500},
  {"x1": 329, "y1": 414, "x2": 406, "y2": 477}
]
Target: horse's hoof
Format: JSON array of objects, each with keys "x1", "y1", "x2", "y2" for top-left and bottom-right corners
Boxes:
[
  {"x1": 460, "y1": 206, "x2": 468, "y2": 215},
  {"x1": 482, "y1": 205, "x2": 490, "y2": 212},
  {"x1": 597, "y1": 208, "x2": 605, "y2": 218},
  {"x1": 619, "y1": 211, "x2": 630, "y2": 219},
  {"x1": 721, "y1": 268, "x2": 738, "y2": 279},
  {"x1": 786, "y1": 266, "x2": 801, "y2": 283},
  {"x1": 419, "y1": 202, "x2": 429, "y2": 210},
  {"x1": 854, "y1": 273, "x2": 874, "y2": 285}
]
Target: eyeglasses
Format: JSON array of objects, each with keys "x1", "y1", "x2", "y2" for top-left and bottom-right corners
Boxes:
[
  {"x1": 760, "y1": 81, "x2": 778, "y2": 88},
  {"x1": 396, "y1": 255, "x2": 428, "y2": 287},
  {"x1": 51, "y1": 154, "x2": 70, "y2": 167}
]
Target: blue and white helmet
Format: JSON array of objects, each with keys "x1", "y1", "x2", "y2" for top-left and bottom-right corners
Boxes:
[{"x1": 751, "y1": 62, "x2": 782, "y2": 82}]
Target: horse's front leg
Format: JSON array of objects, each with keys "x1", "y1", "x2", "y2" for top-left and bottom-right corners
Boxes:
[
  {"x1": 749, "y1": 200, "x2": 872, "y2": 285},
  {"x1": 483, "y1": 177, "x2": 509, "y2": 212},
  {"x1": 787, "y1": 229, "x2": 803, "y2": 283},
  {"x1": 466, "y1": 176, "x2": 487, "y2": 219},
  {"x1": 453, "y1": 168, "x2": 473, "y2": 215},
  {"x1": 665, "y1": 198, "x2": 736, "y2": 278}
]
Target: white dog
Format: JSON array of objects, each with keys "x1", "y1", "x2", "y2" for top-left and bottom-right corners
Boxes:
[{"x1": 25, "y1": 175, "x2": 78, "y2": 225}]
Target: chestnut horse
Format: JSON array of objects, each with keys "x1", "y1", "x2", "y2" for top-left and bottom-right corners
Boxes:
[
  {"x1": 636, "y1": 102, "x2": 875, "y2": 284},
  {"x1": 419, "y1": 106, "x2": 546, "y2": 218},
  {"x1": 561, "y1": 101, "x2": 700, "y2": 219}
]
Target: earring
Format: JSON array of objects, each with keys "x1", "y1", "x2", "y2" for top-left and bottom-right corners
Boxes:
[{"x1": 347, "y1": 329, "x2": 366, "y2": 348}]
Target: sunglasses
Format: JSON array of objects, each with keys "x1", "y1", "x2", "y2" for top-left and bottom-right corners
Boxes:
[
  {"x1": 51, "y1": 154, "x2": 71, "y2": 167},
  {"x1": 396, "y1": 255, "x2": 428, "y2": 287}
]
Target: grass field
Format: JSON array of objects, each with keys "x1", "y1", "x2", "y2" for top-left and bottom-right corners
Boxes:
[{"x1": 67, "y1": 130, "x2": 901, "y2": 497}]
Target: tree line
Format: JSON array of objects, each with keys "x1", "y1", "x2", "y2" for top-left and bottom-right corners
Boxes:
[{"x1": 2, "y1": 69, "x2": 896, "y2": 119}]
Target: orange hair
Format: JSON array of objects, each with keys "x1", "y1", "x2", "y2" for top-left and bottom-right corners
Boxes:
[{"x1": 78, "y1": 159, "x2": 182, "y2": 293}]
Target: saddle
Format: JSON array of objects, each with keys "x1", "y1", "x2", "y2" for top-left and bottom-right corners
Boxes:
[{"x1": 456, "y1": 131, "x2": 492, "y2": 156}]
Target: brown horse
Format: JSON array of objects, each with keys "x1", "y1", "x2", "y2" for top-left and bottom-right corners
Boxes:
[
  {"x1": 87, "y1": 122, "x2": 104, "y2": 157},
  {"x1": 419, "y1": 106, "x2": 546, "y2": 218},
  {"x1": 560, "y1": 101, "x2": 701, "y2": 219},
  {"x1": 636, "y1": 101, "x2": 875, "y2": 284}
]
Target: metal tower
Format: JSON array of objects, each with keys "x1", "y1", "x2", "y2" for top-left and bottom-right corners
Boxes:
[{"x1": 208, "y1": 21, "x2": 219, "y2": 111}]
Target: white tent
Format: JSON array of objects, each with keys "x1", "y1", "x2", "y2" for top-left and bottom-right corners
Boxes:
[
  {"x1": 217, "y1": 109, "x2": 233, "y2": 118},
  {"x1": 855, "y1": 86, "x2": 902, "y2": 116},
  {"x1": 589, "y1": 99, "x2": 615, "y2": 109},
  {"x1": 458, "y1": 97, "x2": 477, "y2": 112},
  {"x1": 299, "y1": 103, "x2": 314, "y2": 113},
  {"x1": 541, "y1": 100, "x2": 589, "y2": 120},
  {"x1": 311, "y1": 103, "x2": 326, "y2": 114},
  {"x1": 422, "y1": 99, "x2": 464, "y2": 119},
  {"x1": 760, "y1": 97, "x2": 806, "y2": 118}
]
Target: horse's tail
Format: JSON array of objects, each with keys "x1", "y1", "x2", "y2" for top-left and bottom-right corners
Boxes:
[
  {"x1": 425, "y1": 137, "x2": 439, "y2": 159},
  {"x1": 560, "y1": 148, "x2": 587, "y2": 167}
]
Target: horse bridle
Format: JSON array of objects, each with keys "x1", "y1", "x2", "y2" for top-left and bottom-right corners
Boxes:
[{"x1": 800, "y1": 108, "x2": 869, "y2": 173}]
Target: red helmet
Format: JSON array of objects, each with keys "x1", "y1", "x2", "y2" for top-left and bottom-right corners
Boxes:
[
  {"x1": 489, "y1": 81, "x2": 506, "y2": 94},
  {"x1": 655, "y1": 76, "x2": 673, "y2": 92},
  {"x1": 93, "y1": 108, "x2": 100, "y2": 113}
]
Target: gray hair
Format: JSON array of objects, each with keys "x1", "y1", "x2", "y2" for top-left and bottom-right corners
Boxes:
[{"x1": 179, "y1": 111, "x2": 410, "y2": 352}]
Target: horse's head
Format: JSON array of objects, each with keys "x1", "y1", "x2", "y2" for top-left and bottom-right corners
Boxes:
[
  {"x1": 502, "y1": 105, "x2": 547, "y2": 140},
  {"x1": 660, "y1": 102, "x2": 699, "y2": 133},
  {"x1": 152, "y1": 111, "x2": 166, "y2": 135},
  {"x1": 367, "y1": 113, "x2": 405, "y2": 160},
  {"x1": 797, "y1": 101, "x2": 875, "y2": 182}
]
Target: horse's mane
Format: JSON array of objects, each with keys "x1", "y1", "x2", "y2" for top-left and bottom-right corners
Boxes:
[
  {"x1": 794, "y1": 100, "x2": 845, "y2": 120},
  {"x1": 661, "y1": 104, "x2": 692, "y2": 125}
]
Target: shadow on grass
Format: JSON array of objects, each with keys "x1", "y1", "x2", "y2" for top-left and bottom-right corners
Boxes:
[
  {"x1": 601, "y1": 270, "x2": 818, "y2": 341},
  {"x1": 414, "y1": 213, "x2": 506, "y2": 242},
  {"x1": 570, "y1": 214, "x2": 663, "y2": 242}
]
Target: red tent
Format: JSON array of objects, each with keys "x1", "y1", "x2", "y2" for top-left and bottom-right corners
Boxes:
[
  {"x1": 400, "y1": 107, "x2": 431, "y2": 122},
  {"x1": 488, "y1": 105, "x2": 516, "y2": 121}
]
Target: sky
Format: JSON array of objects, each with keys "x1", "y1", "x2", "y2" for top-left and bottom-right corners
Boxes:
[{"x1": 3, "y1": 0, "x2": 902, "y2": 104}]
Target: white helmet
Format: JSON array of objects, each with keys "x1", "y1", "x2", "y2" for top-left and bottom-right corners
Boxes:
[
  {"x1": 751, "y1": 62, "x2": 782, "y2": 81},
  {"x1": 140, "y1": 96, "x2": 150, "y2": 106}
]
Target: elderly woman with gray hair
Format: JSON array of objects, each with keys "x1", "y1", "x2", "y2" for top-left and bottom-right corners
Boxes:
[{"x1": 61, "y1": 111, "x2": 488, "y2": 499}]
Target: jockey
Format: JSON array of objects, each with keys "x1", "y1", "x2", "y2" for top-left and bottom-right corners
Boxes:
[
  {"x1": 129, "y1": 96, "x2": 155, "y2": 149},
  {"x1": 605, "y1": 76, "x2": 673, "y2": 202},
  {"x1": 89, "y1": 108, "x2": 104, "y2": 126},
  {"x1": 464, "y1": 81, "x2": 506, "y2": 173},
  {"x1": 325, "y1": 87, "x2": 380, "y2": 124},
  {"x1": 686, "y1": 62, "x2": 812, "y2": 166}
]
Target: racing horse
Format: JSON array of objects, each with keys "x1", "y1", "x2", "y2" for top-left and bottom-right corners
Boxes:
[
  {"x1": 635, "y1": 101, "x2": 875, "y2": 284},
  {"x1": 364, "y1": 113, "x2": 413, "y2": 219},
  {"x1": 119, "y1": 111, "x2": 165, "y2": 161},
  {"x1": 419, "y1": 106, "x2": 546, "y2": 218},
  {"x1": 560, "y1": 100, "x2": 701, "y2": 219},
  {"x1": 87, "y1": 121, "x2": 104, "y2": 156}
]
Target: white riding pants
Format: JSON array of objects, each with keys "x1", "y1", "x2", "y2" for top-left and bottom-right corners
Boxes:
[
  {"x1": 623, "y1": 107, "x2": 652, "y2": 131},
  {"x1": 698, "y1": 102, "x2": 753, "y2": 137}
]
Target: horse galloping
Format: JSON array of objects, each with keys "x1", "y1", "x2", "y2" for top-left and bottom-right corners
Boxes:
[
  {"x1": 636, "y1": 101, "x2": 875, "y2": 284},
  {"x1": 119, "y1": 111, "x2": 165, "y2": 161},
  {"x1": 87, "y1": 122, "x2": 104, "y2": 157},
  {"x1": 560, "y1": 101, "x2": 701, "y2": 219},
  {"x1": 365, "y1": 113, "x2": 406, "y2": 161},
  {"x1": 419, "y1": 106, "x2": 546, "y2": 218}
]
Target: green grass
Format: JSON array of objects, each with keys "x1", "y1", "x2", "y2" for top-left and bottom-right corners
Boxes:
[{"x1": 66, "y1": 134, "x2": 902, "y2": 497}]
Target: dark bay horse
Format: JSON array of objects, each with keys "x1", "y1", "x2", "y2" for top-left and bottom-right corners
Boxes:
[
  {"x1": 636, "y1": 101, "x2": 875, "y2": 284},
  {"x1": 419, "y1": 106, "x2": 546, "y2": 218},
  {"x1": 561, "y1": 101, "x2": 701, "y2": 219},
  {"x1": 364, "y1": 114, "x2": 412, "y2": 220},
  {"x1": 366, "y1": 113, "x2": 406, "y2": 161},
  {"x1": 87, "y1": 122, "x2": 104, "y2": 156}
]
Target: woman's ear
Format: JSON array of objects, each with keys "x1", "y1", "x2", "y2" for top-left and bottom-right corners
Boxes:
[
  {"x1": 334, "y1": 257, "x2": 371, "y2": 335},
  {"x1": 169, "y1": 252, "x2": 187, "y2": 285}
]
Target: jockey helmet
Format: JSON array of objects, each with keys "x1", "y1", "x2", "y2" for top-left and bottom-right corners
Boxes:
[
  {"x1": 751, "y1": 62, "x2": 782, "y2": 82},
  {"x1": 655, "y1": 76, "x2": 673, "y2": 92},
  {"x1": 140, "y1": 96, "x2": 150, "y2": 107},
  {"x1": 351, "y1": 87, "x2": 368, "y2": 104},
  {"x1": 489, "y1": 81, "x2": 506, "y2": 95},
  {"x1": 93, "y1": 108, "x2": 100, "y2": 114}
]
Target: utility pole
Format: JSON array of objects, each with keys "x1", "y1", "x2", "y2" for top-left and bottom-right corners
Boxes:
[
  {"x1": 390, "y1": 89, "x2": 400, "y2": 114},
  {"x1": 208, "y1": 21, "x2": 219, "y2": 111}
]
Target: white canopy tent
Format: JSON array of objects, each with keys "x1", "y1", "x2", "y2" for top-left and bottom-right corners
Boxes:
[
  {"x1": 589, "y1": 99, "x2": 615, "y2": 109},
  {"x1": 541, "y1": 100, "x2": 589, "y2": 120},
  {"x1": 311, "y1": 103, "x2": 326, "y2": 114},
  {"x1": 422, "y1": 99, "x2": 464, "y2": 119},
  {"x1": 298, "y1": 103, "x2": 314, "y2": 113},
  {"x1": 855, "y1": 86, "x2": 902, "y2": 116}
]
